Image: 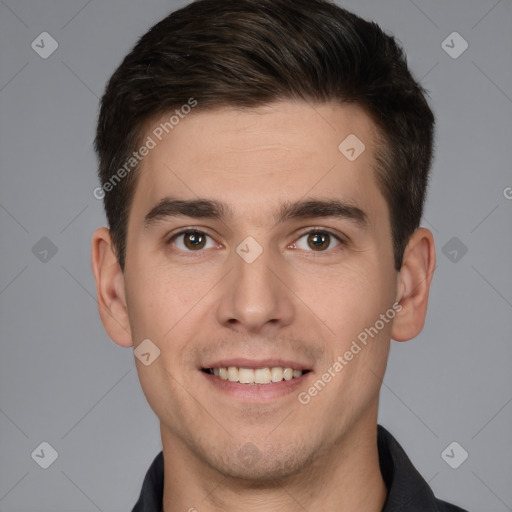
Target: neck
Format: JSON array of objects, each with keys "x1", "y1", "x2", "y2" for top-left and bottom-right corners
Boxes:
[{"x1": 161, "y1": 409, "x2": 388, "y2": 512}]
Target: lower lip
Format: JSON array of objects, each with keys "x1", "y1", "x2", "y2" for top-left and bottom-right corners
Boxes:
[{"x1": 201, "y1": 370, "x2": 312, "y2": 401}]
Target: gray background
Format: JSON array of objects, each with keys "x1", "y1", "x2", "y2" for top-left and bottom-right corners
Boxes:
[{"x1": 0, "y1": 0, "x2": 511, "y2": 510}]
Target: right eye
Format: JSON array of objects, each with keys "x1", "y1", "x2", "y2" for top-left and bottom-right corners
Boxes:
[{"x1": 168, "y1": 230, "x2": 218, "y2": 252}]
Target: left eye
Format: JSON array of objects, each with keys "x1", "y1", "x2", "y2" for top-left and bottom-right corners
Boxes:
[
  {"x1": 292, "y1": 231, "x2": 341, "y2": 251},
  {"x1": 171, "y1": 230, "x2": 217, "y2": 251}
]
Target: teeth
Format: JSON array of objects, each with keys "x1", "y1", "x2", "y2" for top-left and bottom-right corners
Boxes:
[
  {"x1": 238, "y1": 368, "x2": 254, "y2": 384},
  {"x1": 207, "y1": 366, "x2": 305, "y2": 384},
  {"x1": 255, "y1": 368, "x2": 272, "y2": 384},
  {"x1": 227, "y1": 366, "x2": 238, "y2": 381},
  {"x1": 271, "y1": 367, "x2": 283, "y2": 382}
]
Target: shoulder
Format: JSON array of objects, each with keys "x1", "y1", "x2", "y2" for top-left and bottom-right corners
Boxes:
[{"x1": 377, "y1": 425, "x2": 470, "y2": 512}]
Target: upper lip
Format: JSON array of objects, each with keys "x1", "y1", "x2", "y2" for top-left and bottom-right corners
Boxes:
[{"x1": 202, "y1": 358, "x2": 312, "y2": 371}]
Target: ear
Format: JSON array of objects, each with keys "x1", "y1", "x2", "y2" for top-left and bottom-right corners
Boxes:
[
  {"x1": 91, "y1": 227, "x2": 133, "y2": 347},
  {"x1": 391, "y1": 227, "x2": 436, "y2": 342}
]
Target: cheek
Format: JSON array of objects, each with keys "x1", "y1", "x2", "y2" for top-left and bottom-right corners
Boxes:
[
  {"x1": 292, "y1": 255, "x2": 396, "y2": 354},
  {"x1": 125, "y1": 256, "x2": 211, "y2": 340}
]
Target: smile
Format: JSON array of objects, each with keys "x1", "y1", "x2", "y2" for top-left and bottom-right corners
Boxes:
[{"x1": 202, "y1": 366, "x2": 311, "y2": 385}]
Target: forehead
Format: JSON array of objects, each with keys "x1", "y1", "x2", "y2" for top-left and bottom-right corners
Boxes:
[{"x1": 130, "y1": 101, "x2": 386, "y2": 225}]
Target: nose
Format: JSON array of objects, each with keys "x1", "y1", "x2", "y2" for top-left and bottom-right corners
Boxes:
[{"x1": 215, "y1": 242, "x2": 295, "y2": 335}]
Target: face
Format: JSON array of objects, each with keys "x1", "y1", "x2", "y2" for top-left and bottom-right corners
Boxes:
[{"x1": 120, "y1": 101, "x2": 400, "y2": 479}]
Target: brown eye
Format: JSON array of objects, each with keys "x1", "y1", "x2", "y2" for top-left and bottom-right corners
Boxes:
[
  {"x1": 307, "y1": 232, "x2": 331, "y2": 251},
  {"x1": 183, "y1": 231, "x2": 206, "y2": 250},
  {"x1": 170, "y1": 230, "x2": 215, "y2": 251},
  {"x1": 292, "y1": 230, "x2": 341, "y2": 252}
]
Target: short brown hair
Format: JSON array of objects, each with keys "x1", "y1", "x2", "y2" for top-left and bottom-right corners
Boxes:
[{"x1": 95, "y1": 0, "x2": 435, "y2": 271}]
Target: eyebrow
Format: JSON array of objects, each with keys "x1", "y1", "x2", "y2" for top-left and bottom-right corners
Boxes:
[{"x1": 144, "y1": 197, "x2": 370, "y2": 230}]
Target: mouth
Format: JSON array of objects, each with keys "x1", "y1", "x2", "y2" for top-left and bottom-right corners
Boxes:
[
  {"x1": 200, "y1": 359, "x2": 314, "y2": 401},
  {"x1": 201, "y1": 366, "x2": 312, "y2": 385}
]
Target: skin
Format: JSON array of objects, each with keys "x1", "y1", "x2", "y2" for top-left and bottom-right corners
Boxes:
[{"x1": 91, "y1": 100, "x2": 436, "y2": 512}]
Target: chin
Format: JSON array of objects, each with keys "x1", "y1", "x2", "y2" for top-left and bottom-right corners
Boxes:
[{"x1": 205, "y1": 440, "x2": 317, "y2": 483}]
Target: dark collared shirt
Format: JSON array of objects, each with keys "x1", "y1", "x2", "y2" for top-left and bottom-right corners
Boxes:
[{"x1": 132, "y1": 424, "x2": 469, "y2": 511}]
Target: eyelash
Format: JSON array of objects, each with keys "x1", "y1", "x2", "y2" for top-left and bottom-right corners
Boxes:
[{"x1": 166, "y1": 228, "x2": 346, "y2": 256}]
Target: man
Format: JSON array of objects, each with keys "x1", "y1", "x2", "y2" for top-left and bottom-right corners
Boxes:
[{"x1": 91, "y1": 0, "x2": 469, "y2": 510}]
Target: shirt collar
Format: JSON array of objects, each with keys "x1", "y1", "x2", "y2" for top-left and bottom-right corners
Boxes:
[{"x1": 131, "y1": 424, "x2": 466, "y2": 511}]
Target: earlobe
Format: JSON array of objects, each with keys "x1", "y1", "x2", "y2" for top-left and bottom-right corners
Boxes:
[
  {"x1": 91, "y1": 227, "x2": 133, "y2": 347},
  {"x1": 391, "y1": 228, "x2": 436, "y2": 342}
]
